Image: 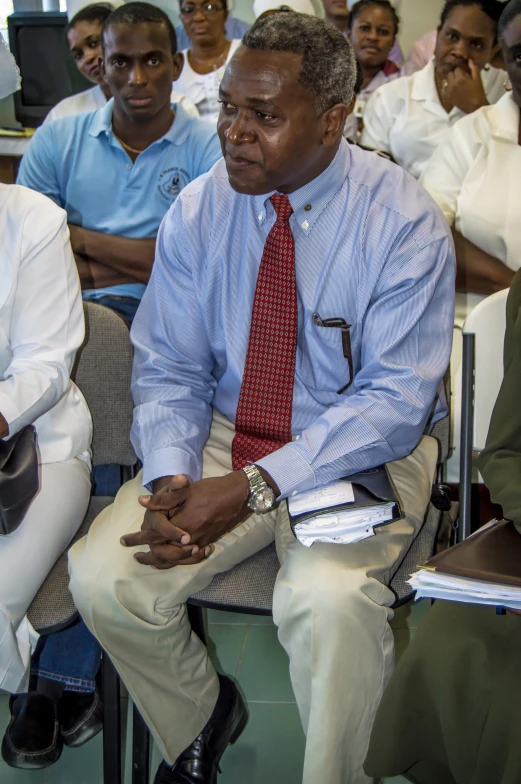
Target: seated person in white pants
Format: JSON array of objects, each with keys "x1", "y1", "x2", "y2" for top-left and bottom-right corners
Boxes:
[
  {"x1": 0, "y1": 31, "x2": 92, "y2": 757},
  {"x1": 68, "y1": 13, "x2": 455, "y2": 784}
]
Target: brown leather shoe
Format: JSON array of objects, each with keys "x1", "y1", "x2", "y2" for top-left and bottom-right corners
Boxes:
[{"x1": 154, "y1": 675, "x2": 248, "y2": 783}]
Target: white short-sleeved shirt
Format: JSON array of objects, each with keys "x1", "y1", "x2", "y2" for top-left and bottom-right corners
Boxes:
[
  {"x1": 360, "y1": 59, "x2": 507, "y2": 179},
  {"x1": 344, "y1": 61, "x2": 401, "y2": 142},
  {"x1": 45, "y1": 84, "x2": 200, "y2": 123},
  {"x1": 174, "y1": 39, "x2": 242, "y2": 125},
  {"x1": 0, "y1": 184, "x2": 92, "y2": 464},
  {"x1": 421, "y1": 92, "x2": 521, "y2": 319}
]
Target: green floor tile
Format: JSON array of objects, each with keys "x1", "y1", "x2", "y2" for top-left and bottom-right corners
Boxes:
[
  {"x1": 220, "y1": 702, "x2": 304, "y2": 784},
  {"x1": 249, "y1": 613, "x2": 275, "y2": 626},
  {"x1": 237, "y1": 625, "x2": 294, "y2": 703},
  {"x1": 207, "y1": 609, "x2": 251, "y2": 625},
  {"x1": 207, "y1": 624, "x2": 249, "y2": 678},
  {"x1": 45, "y1": 732, "x2": 103, "y2": 784},
  {"x1": 391, "y1": 599, "x2": 431, "y2": 631}
]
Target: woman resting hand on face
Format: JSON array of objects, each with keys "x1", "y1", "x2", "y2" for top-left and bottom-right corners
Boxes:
[{"x1": 361, "y1": 0, "x2": 508, "y2": 179}]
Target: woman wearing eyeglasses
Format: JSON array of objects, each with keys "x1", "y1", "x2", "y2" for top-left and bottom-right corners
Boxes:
[{"x1": 174, "y1": 0, "x2": 241, "y2": 124}]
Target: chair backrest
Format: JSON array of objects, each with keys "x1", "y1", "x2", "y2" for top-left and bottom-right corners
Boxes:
[
  {"x1": 463, "y1": 289, "x2": 508, "y2": 451},
  {"x1": 72, "y1": 302, "x2": 136, "y2": 467}
]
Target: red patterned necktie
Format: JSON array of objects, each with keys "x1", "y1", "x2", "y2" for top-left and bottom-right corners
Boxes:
[{"x1": 232, "y1": 193, "x2": 297, "y2": 471}]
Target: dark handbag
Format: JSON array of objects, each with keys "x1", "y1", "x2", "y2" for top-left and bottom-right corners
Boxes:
[{"x1": 0, "y1": 424, "x2": 39, "y2": 535}]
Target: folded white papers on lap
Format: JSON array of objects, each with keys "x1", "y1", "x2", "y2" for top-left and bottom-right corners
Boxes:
[{"x1": 288, "y1": 467, "x2": 402, "y2": 548}]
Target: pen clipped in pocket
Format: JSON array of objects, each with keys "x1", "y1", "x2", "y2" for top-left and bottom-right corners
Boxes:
[{"x1": 312, "y1": 313, "x2": 353, "y2": 394}]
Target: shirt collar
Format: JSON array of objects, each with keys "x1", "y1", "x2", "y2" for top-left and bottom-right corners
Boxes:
[
  {"x1": 252, "y1": 140, "x2": 351, "y2": 236},
  {"x1": 489, "y1": 91, "x2": 521, "y2": 143},
  {"x1": 410, "y1": 59, "x2": 441, "y2": 106},
  {"x1": 88, "y1": 99, "x2": 193, "y2": 147}
]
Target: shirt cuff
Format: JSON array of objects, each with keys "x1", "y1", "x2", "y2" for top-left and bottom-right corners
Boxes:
[
  {"x1": 256, "y1": 443, "x2": 316, "y2": 499},
  {"x1": 142, "y1": 446, "x2": 201, "y2": 490}
]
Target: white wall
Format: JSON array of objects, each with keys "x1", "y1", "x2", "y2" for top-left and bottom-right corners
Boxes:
[{"x1": 397, "y1": 0, "x2": 443, "y2": 54}]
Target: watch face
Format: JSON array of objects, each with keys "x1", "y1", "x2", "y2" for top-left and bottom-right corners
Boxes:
[{"x1": 253, "y1": 488, "x2": 275, "y2": 512}]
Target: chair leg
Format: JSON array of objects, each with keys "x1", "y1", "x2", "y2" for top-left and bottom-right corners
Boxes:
[
  {"x1": 187, "y1": 603, "x2": 207, "y2": 644},
  {"x1": 102, "y1": 651, "x2": 122, "y2": 784},
  {"x1": 132, "y1": 703, "x2": 151, "y2": 784}
]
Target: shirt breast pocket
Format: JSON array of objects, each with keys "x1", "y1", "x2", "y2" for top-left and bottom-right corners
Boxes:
[{"x1": 298, "y1": 316, "x2": 355, "y2": 400}]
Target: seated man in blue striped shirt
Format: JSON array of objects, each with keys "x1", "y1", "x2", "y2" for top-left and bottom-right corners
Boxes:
[
  {"x1": 69, "y1": 13, "x2": 455, "y2": 784},
  {"x1": 17, "y1": 1, "x2": 221, "y2": 325}
]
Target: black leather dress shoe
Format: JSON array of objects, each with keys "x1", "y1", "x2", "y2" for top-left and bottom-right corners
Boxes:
[
  {"x1": 1, "y1": 692, "x2": 62, "y2": 770},
  {"x1": 60, "y1": 687, "x2": 103, "y2": 748},
  {"x1": 154, "y1": 675, "x2": 248, "y2": 784}
]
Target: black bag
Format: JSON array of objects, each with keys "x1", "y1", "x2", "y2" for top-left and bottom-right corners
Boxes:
[{"x1": 0, "y1": 425, "x2": 39, "y2": 535}]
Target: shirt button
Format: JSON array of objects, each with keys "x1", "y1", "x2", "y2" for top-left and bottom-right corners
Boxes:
[
  {"x1": 304, "y1": 204, "x2": 312, "y2": 211},
  {"x1": 292, "y1": 491, "x2": 298, "y2": 496},
  {"x1": 302, "y1": 220, "x2": 309, "y2": 230},
  {"x1": 126, "y1": 164, "x2": 131, "y2": 170},
  {"x1": 258, "y1": 213, "x2": 263, "y2": 221}
]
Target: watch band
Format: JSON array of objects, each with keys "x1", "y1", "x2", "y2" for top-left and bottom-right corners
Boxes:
[{"x1": 243, "y1": 464, "x2": 267, "y2": 495}]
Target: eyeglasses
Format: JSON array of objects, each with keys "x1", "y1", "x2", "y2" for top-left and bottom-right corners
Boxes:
[{"x1": 179, "y1": 3, "x2": 225, "y2": 15}]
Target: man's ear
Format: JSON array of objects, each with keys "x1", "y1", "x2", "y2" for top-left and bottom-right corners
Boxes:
[
  {"x1": 172, "y1": 52, "x2": 184, "y2": 82},
  {"x1": 346, "y1": 93, "x2": 356, "y2": 116},
  {"x1": 322, "y1": 103, "x2": 349, "y2": 147}
]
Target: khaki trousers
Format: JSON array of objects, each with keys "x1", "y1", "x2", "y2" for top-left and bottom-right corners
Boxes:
[{"x1": 69, "y1": 413, "x2": 438, "y2": 784}]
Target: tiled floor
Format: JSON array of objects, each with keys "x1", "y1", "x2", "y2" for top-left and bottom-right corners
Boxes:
[{"x1": 0, "y1": 601, "x2": 430, "y2": 784}]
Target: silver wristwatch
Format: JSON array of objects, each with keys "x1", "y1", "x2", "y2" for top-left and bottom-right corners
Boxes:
[{"x1": 243, "y1": 464, "x2": 276, "y2": 514}]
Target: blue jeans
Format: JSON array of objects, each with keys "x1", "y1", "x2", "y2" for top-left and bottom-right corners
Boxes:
[
  {"x1": 31, "y1": 618, "x2": 102, "y2": 693},
  {"x1": 94, "y1": 295, "x2": 140, "y2": 327}
]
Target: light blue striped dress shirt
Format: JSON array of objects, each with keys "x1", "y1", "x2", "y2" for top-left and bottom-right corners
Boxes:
[{"x1": 131, "y1": 140, "x2": 455, "y2": 496}]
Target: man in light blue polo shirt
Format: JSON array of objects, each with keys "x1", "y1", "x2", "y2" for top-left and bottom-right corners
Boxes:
[{"x1": 18, "y1": 1, "x2": 221, "y2": 325}]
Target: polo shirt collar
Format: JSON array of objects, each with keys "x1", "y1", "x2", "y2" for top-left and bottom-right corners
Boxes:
[
  {"x1": 88, "y1": 99, "x2": 193, "y2": 146},
  {"x1": 253, "y1": 140, "x2": 351, "y2": 237}
]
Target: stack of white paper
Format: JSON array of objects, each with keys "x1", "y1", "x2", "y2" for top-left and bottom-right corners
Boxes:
[
  {"x1": 408, "y1": 570, "x2": 521, "y2": 611},
  {"x1": 288, "y1": 481, "x2": 396, "y2": 548}
]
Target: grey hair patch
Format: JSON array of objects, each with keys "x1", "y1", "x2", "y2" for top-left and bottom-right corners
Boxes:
[{"x1": 242, "y1": 13, "x2": 357, "y2": 115}]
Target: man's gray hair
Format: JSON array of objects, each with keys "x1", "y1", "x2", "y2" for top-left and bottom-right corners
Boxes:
[{"x1": 242, "y1": 13, "x2": 357, "y2": 115}]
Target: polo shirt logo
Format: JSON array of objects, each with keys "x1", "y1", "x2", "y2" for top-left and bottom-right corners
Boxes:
[{"x1": 158, "y1": 167, "x2": 190, "y2": 202}]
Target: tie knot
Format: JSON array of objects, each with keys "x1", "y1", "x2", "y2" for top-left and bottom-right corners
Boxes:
[{"x1": 270, "y1": 193, "x2": 293, "y2": 223}]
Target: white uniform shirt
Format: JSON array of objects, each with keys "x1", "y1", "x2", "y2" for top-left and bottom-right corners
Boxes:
[
  {"x1": 174, "y1": 39, "x2": 242, "y2": 125},
  {"x1": 421, "y1": 91, "x2": 521, "y2": 319},
  {"x1": 344, "y1": 61, "x2": 401, "y2": 142},
  {"x1": 0, "y1": 184, "x2": 92, "y2": 464},
  {"x1": 45, "y1": 84, "x2": 200, "y2": 123},
  {"x1": 361, "y1": 59, "x2": 507, "y2": 179}
]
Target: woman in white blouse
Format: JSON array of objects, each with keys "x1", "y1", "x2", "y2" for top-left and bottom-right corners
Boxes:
[
  {"x1": 361, "y1": 0, "x2": 507, "y2": 179},
  {"x1": 0, "y1": 25, "x2": 91, "y2": 705},
  {"x1": 174, "y1": 0, "x2": 241, "y2": 125},
  {"x1": 344, "y1": 0, "x2": 401, "y2": 142},
  {"x1": 0, "y1": 180, "x2": 93, "y2": 696},
  {"x1": 420, "y1": 0, "x2": 521, "y2": 482},
  {"x1": 46, "y1": 2, "x2": 199, "y2": 123}
]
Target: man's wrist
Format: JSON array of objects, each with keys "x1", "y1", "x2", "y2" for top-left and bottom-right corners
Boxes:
[
  {"x1": 152, "y1": 475, "x2": 175, "y2": 494},
  {"x1": 255, "y1": 466, "x2": 281, "y2": 498}
]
